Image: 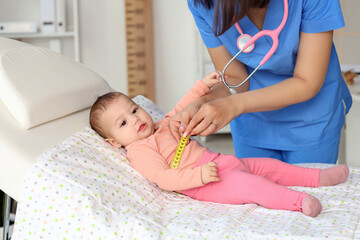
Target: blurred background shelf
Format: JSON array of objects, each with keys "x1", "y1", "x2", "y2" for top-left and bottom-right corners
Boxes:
[
  {"x1": 0, "y1": 0, "x2": 80, "y2": 62},
  {"x1": 0, "y1": 31, "x2": 76, "y2": 38}
]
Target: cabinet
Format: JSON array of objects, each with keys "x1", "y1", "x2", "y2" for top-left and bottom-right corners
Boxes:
[{"x1": 0, "y1": 0, "x2": 80, "y2": 62}]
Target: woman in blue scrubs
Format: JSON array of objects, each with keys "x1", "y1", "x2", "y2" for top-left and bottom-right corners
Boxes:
[{"x1": 169, "y1": 0, "x2": 352, "y2": 164}]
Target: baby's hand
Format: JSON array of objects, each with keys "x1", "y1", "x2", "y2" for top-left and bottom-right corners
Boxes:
[
  {"x1": 201, "y1": 162, "x2": 221, "y2": 184},
  {"x1": 201, "y1": 71, "x2": 223, "y2": 88}
]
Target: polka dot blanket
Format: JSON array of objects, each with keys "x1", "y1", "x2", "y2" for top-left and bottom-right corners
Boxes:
[{"x1": 11, "y1": 96, "x2": 360, "y2": 240}]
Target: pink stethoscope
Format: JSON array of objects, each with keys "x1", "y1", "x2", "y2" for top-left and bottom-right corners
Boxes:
[{"x1": 221, "y1": 0, "x2": 289, "y2": 94}]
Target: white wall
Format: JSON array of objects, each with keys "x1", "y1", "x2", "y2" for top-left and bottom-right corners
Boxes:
[
  {"x1": 78, "y1": 1, "x2": 126, "y2": 94},
  {"x1": 78, "y1": 0, "x2": 200, "y2": 112},
  {"x1": 334, "y1": 0, "x2": 360, "y2": 67},
  {"x1": 152, "y1": 0, "x2": 201, "y2": 110}
]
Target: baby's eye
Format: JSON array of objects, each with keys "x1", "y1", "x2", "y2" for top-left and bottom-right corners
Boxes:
[
  {"x1": 132, "y1": 108, "x2": 138, "y2": 114},
  {"x1": 120, "y1": 120, "x2": 127, "y2": 127}
]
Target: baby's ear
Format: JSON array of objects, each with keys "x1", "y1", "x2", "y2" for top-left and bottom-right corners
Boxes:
[{"x1": 105, "y1": 138, "x2": 122, "y2": 148}]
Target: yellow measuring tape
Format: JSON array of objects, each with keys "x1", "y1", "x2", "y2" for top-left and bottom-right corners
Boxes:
[{"x1": 170, "y1": 135, "x2": 190, "y2": 169}]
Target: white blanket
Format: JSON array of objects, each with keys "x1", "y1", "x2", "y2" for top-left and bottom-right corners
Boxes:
[{"x1": 11, "y1": 126, "x2": 360, "y2": 240}]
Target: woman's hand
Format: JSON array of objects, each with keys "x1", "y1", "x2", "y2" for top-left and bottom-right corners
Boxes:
[
  {"x1": 169, "y1": 101, "x2": 202, "y2": 140},
  {"x1": 201, "y1": 162, "x2": 221, "y2": 184},
  {"x1": 184, "y1": 96, "x2": 237, "y2": 137}
]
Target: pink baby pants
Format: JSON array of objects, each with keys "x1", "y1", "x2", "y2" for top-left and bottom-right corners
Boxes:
[{"x1": 181, "y1": 151, "x2": 320, "y2": 212}]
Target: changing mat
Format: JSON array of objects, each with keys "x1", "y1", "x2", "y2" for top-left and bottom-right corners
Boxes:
[{"x1": 11, "y1": 97, "x2": 360, "y2": 239}]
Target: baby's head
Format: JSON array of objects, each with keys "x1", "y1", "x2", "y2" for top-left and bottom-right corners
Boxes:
[{"x1": 90, "y1": 92, "x2": 155, "y2": 148}]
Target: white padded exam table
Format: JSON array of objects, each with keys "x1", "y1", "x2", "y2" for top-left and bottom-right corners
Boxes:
[
  {"x1": 0, "y1": 101, "x2": 90, "y2": 239},
  {"x1": 0, "y1": 102, "x2": 90, "y2": 202},
  {"x1": 0, "y1": 37, "x2": 110, "y2": 240}
]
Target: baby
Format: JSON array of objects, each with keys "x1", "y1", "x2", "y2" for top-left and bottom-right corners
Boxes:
[{"x1": 90, "y1": 71, "x2": 349, "y2": 217}]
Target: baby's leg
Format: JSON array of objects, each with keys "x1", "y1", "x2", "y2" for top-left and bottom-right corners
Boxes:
[
  {"x1": 184, "y1": 169, "x2": 322, "y2": 217},
  {"x1": 240, "y1": 157, "x2": 320, "y2": 187},
  {"x1": 240, "y1": 157, "x2": 349, "y2": 187}
]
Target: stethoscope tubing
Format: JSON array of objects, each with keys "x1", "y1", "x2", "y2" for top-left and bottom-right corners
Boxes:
[{"x1": 221, "y1": 0, "x2": 289, "y2": 94}]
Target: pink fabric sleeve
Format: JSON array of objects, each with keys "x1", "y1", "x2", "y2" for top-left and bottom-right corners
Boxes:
[
  {"x1": 127, "y1": 142, "x2": 204, "y2": 191},
  {"x1": 165, "y1": 80, "x2": 210, "y2": 118}
]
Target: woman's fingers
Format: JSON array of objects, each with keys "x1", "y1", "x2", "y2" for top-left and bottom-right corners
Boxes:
[
  {"x1": 179, "y1": 110, "x2": 191, "y2": 133},
  {"x1": 197, "y1": 122, "x2": 218, "y2": 137},
  {"x1": 193, "y1": 120, "x2": 218, "y2": 136},
  {"x1": 184, "y1": 106, "x2": 218, "y2": 137},
  {"x1": 169, "y1": 102, "x2": 202, "y2": 137},
  {"x1": 184, "y1": 98, "x2": 235, "y2": 137},
  {"x1": 169, "y1": 115, "x2": 181, "y2": 140},
  {"x1": 183, "y1": 111, "x2": 206, "y2": 137}
]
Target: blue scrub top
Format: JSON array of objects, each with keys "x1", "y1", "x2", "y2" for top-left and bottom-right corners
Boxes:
[{"x1": 188, "y1": 0, "x2": 352, "y2": 151}]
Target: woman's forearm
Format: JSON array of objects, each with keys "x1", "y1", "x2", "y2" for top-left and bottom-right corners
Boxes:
[
  {"x1": 194, "y1": 75, "x2": 250, "y2": 108},
  {"x1": 230, "y1": 76, "x2": 321, "y2": 115},
  {"x1": 230, "y1": 30, "x2": 332, "y2": 115}
]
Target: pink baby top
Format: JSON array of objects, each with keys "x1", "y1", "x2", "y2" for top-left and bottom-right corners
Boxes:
[{"x1": 125, "y1": 80, "x2": 210, "y2": 192}]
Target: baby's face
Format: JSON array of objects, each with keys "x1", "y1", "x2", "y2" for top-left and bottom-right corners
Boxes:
[{"x1": 100, "y1": 95, "x2": 154, "y2": 148}]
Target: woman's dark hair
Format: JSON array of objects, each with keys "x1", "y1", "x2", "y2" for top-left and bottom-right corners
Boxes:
[{"x1": 193, "y1": 0, "x2": 269, "y2": 36}]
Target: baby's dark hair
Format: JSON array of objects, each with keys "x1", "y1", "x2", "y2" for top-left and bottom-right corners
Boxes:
[{"x1": 90, "y1": 92, "x2": 126, "y2": 138}]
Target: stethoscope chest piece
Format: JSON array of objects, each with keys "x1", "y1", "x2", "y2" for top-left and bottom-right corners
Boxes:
[{"x1": 237, "y1": 34, "x2": 254, "y2": 53}]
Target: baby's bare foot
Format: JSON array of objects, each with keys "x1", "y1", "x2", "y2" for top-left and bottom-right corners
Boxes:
[
  {"x1": 302, "y1": 195, "x2": 322, "y2": 217},
  {"x1": 318, "y1": 165, "x2": 349, "y2": 187}
]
